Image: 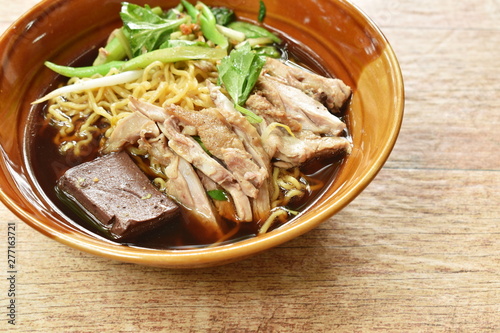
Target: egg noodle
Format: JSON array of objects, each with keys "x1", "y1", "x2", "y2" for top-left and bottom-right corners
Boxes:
[{"x1": 45, "y1": 60, "x2": 314, "y2": 235}]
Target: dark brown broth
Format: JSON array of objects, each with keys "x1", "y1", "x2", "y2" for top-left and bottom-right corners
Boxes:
[{"x1": 29, "y1": 38, "x2": 349, "y2": 250}]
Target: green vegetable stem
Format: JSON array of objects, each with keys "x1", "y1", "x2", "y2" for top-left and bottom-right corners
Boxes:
[
  {"x1": 46, "y1": 46, "x2": 226, "y2": 78},
  {"x1": 120, "y1": 45, "x2": 226, "y2": 71},
  {"x1": 181, "y1": 0, "x2": 229, "y2": 49},
  {"x1": 45, "y1": 61, "x2": 126, "y2": 78},
  {"x1": 93, "y1": 36, "x2": 128, "y2": 66},
  {"x1": 228, "y1": 21, "x2": 281, "y2": 44}
]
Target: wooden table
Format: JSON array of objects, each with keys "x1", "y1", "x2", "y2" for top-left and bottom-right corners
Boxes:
[{"x1": 1, "y1": 1, "x2": 498, "y2": 331}]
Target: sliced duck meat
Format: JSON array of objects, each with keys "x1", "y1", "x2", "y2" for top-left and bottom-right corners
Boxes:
[
  {"x1": 158, "y1": 116, "x2": 253, "y2": 222},
  {"x1": 252, "y1": 180, "x2": 272, "y2": 223},
  {"x1": 129, "y1": 98, "x2": 253, "y2": 222},
  {"x1": 102, "y1": 111, "x2": 160, "y2": 154},
  {"x1": 208, "y1": 83, "x2": 272, "y2": 222},
  {"x1": 165, "y1": 105, "x2": 264, "y2": 197},
  {"x1": 263, "y1": 57, "x2": 351, "y2": 113},
  {"x1": 208, "y1": 82, "x2": 272, "y2": 173},
  {"x1": 255, "y1": 121, "x2": 283, "y2": 159},
  {"x1": 197, "y1": 171, "x2": 238, "y2": 222},
  {"x1": 137, "y1": 135, "x2": 224, "y2": 241},
  {"x1": 57, "y1": 151, "x2": 179, "y2": 240},
  {"x1": 254, "y1": 76, "x2": 347, "y2": 136},
  {"x1": 244, "y1": 89, "x2": 303, "y2": 133},
  {"x1": 269, "y1": 129, "x2": 352, "y2": 168}
]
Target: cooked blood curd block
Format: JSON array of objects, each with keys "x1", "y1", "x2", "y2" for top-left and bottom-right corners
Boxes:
[{"x1": 57, "y1": 151, "x2": 179, "y2": 239}]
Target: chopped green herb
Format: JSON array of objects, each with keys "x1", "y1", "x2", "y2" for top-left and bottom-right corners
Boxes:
[
  {"x1": 258, "y1": 0, "x2": 266, "y2": 23},
  {"x1": 207, "y1": 189, "x2": 229, "y2": 201},
  {"x1": 211, "y1": 6, "x2": 236, "y2": 26},
  {"x1": 193, "y1": 136, "x2": 211, "y2": 155}
]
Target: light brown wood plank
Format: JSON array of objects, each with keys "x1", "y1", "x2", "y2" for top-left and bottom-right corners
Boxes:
[{"x1": 0, "y1": 0, "x2": 498, "y2": 332}]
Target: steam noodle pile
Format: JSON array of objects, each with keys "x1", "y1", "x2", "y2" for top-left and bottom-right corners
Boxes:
[{"x1": 46, "y1": 60, "x2": 315, "y2": 235}]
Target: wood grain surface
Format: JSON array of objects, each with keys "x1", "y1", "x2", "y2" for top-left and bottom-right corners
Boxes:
[{"x1": 1, "y1": 0, "x2": 499, "y2": 331}]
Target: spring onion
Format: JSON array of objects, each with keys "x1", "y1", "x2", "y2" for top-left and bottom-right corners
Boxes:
[
  {"x1": 207, "y1": 190, "x2": 228, "y2": 201},
  {"x1": 47, "y1": 46, "x2": 227, "y2": 79},
  {"x1": 32, "y1": 70, "x2": 144, "y2": 104},
  {"x1": 45, "y1": 61, "x2": 126, "y2": 78},
  {"x1": 120, "y1": 45, "x2": 227, "y2": 71}
]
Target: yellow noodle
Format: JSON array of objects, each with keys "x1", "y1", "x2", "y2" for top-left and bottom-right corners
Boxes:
[
  {"x1": 207, "y1": 223, "x2": 241, "y2": 248},
  {"x1": 259, "y1": 208, "x2": 288, "y2": 234},
  {"x1": 282, "y1": 189, "x2": 304, "y2": 206},
  {"x1": 153, "y1": 177, "x2": 167, "y2": 192},
  {"x1": 46, "y1": 60, "x2": 216, "y2": 166},
  {"x1": 271, "y1": 167, "x2": 281, "y2": 202}
]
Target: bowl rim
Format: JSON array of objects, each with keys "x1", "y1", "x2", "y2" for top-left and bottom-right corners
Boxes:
[{"x1": 0, "y1": 0, "x2": 404, "y2": 267}]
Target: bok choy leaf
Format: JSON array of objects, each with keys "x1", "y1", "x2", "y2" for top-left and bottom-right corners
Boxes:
[
  {"x1": 218, "y1": 42, "x2": 265, "y2": 106},
  {"x1": 217, "y1": 42, "x2": 266, "y2": 123},
  {"x1": 120, "y1": 2, "x2": 189, "y2": 57}
]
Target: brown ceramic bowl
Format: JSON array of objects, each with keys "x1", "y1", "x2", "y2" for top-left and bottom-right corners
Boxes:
[{"x1": 0, "y1": 0, "x2": 404, "y2": 268}]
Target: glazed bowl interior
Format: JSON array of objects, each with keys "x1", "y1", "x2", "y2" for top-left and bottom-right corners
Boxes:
[{"x1": 0, "y1": 0, "x2": 404, "y2": 268}]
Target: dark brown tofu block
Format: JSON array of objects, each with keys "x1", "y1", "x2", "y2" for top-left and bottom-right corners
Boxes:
[{"x1": 57, "y1": 151, "x2": 179, "y2": 240}]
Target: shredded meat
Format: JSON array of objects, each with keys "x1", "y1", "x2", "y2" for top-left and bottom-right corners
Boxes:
[
  {"x1": 270, "y1": 130, "x2": 352, "y2": 169},
  {"x1": 245, "y1": 88, "x2": 303, "y2": 133},
  {"x1": 100, "y1": 58, "x2": 353, "y2": 229},
  {"x1": 249, "y1": 76, "x2": 346, "y2": 136},
  {"x1": 166, "y1": 106, "x2": 265, "y2": 197},
  {"x1": 208, "y1": 82, "x2": 273, "y2": 222},
  {"x1": 130, "y1": 98, "x2": 254, "y2": 222},
  {"x1": 263, "y1": 57, "x2": 352, "y2": 113},
  {"x1": 102, "y1": 111, "x2": 159, "y2": 154}
]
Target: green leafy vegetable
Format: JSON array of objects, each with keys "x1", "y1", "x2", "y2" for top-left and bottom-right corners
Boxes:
[
  {"x1": 181, "y1": 0, "x2": 229, "y2": 49},
  {"x1": 207, "y1": 190, "x2": 228, "y2": 201},
  {"x1": 253, "y1": 45, "x2": 281, "y2": 58},
  {"x1": 120, "y1": 2, "x2": 188, "y2": 57},
  {"x1": 228, "y1": 21, "x2": 281, "y2": 44},
  {"x1": 180, "y1": 0, "x2": 198, "y2": 20},
  {"x1": 216, "y1": 25, "x2": 246, "y2": 43},
  {"x1": 211, "y1": 6, "x2": 236, "y2": 26},
  {"x1": 258, "y1": 0, "x2": 266, "y2": 23},
  {"x1": 217, "y1": 42, "x2": 266, "y2": 123},
  {"x1": 160, "y1": 39, "x2": 208, "y2": 48},
  {"x1": 218, "y1": 43, "x2": 266, "y2": 105},
  {"x1": 163, "y1": 3, "x2": 183, "y2": 20},
  {"x1": 198, "y1": 2, "x2": 229, "y2": 48}
]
